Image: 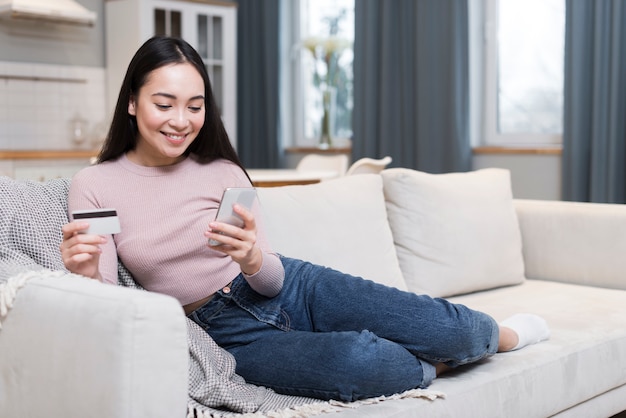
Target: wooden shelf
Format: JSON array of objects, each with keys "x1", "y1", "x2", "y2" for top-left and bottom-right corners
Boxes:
[
  {"x1": 0, "y1": 150, "x2": 98, "y2": 160},
  {"x1": 285, "y1": 146, "x2": 352, "y2": 155},
  {"x1": 182, "y1": 0, "x2": 238, "y2": 6},
  {"x1": 252, "y1": 179, "x2": 320, "y2": 187},
  {"x1": 473, "y1": 146, "x2": 562, "y2": 155}
]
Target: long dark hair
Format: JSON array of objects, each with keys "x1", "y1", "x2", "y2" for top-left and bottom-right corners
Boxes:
[{"x1": 98, "y1": 36, "x2": 246, "y2": 174}]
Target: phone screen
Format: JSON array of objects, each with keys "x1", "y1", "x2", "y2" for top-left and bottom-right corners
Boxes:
[{"x1": 209, "y1": 187, "x2": 257, "y2": 245}]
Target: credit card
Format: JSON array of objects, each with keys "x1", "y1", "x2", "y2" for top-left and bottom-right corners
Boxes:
[{"x1": 71, "y1": 208, "x2": 121, "y2": 235}]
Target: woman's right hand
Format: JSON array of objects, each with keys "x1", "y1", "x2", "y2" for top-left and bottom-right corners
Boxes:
[{"x1": 60, "y1": 221, "x2": 107, "y2": 280}]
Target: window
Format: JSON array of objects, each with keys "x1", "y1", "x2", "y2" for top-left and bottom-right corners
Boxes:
[
  {"x1": 281, "y1": 0, "x2": 354, "y2": 147},
  {"x1": 475, "y1": 0, "x2": 565, "y2": 146}
]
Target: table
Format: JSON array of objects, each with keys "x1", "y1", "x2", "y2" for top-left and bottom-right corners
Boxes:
[{"x1": 247, "y1": 169, "x2": 339, "y2": 187}]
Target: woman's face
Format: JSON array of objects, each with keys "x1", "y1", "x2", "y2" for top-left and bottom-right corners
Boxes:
[{"x1": 127, "y1": 62, "x2": 205, "y2": 166}]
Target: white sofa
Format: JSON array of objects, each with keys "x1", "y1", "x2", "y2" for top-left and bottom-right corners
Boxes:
[{"x1": 1, "y1": 168, "x2": 626, "y2": 418}]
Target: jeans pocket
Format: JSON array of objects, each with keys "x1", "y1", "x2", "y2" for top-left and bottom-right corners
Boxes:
[{"x1": 230, "y1": 284, "x2": 292, "y2": 331}]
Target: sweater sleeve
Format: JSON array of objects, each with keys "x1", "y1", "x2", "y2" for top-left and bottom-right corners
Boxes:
[
  {"x1": 242, "y1": 251, "x2": 284, "y2": 297},
  {"x1": 67, "y1": 168, "x2": 120, "y2": 285}
]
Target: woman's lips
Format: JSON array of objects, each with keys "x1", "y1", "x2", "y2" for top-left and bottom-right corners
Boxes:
[{"x1": 163, "y1": 132, "x2": 187, "y2": 144}]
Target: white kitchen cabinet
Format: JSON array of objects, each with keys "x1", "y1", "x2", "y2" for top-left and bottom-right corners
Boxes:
[
  {"x1": 0, "y1": 151, "x2": 96, "y2": 181},
  {"x1": 0, "y1": 160, "x2": 13, "y2": 178},
  {"x1": 10, "y1": 159, "x2": 92, "y2": 181},
  {"x1": 105, "y1": 0, "x2": 237, "y2": 147},
  {"x1": 13, "y1": 163, "x2": 89, "y2": 182}
]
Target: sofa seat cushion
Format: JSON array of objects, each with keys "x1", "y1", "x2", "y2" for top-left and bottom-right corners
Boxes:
[
  {"x1": 381, "y1": 168, "x2": 525, "y2": 298},
  {"x1": 327, "y1": 279, "x2": 626, "y2": 418},
  {"x1": 443, "y1": 280, "x2": 626, "y2": 417},
  {"x1": 256, "y1": 174, "x2": 407, "y2": 290}
]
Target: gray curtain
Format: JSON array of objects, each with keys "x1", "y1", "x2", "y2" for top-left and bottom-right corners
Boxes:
[
  {"x1": 562, "y1": 0, "x2": 626, "y2": 203},
  {"x1": 352, "y1": 0, "x2": 471, "y2": 173},
  {"x1": 236, "y1": 0, "x2": 282, "y2": 168}
]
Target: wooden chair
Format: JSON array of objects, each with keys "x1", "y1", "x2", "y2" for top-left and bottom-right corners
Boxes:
[
  {"x1": 296, "y1": 154, "x2": 349, "y2": 177},
  {"x1": 346, "y1": 156, "x2": 392, "y2": 176}
]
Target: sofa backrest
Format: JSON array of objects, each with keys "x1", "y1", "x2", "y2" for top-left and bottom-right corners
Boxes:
[
  {"x1": 515, "y1": 198, "x2": 626, "y2": 290},
  {"x1": 256, "y1": 174, "x2": 408, "y2": 290},
  {"x1": 380, "y1": 168, "x2": 525, "y2": 298},
  {"x1": 258, "y1": 168, "x2": 528, "y2": 299}
]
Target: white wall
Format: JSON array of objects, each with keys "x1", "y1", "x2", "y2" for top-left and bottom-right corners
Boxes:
[
  {"x1": 0, "y1": 0, "x2": 104, "y2": 67},
  {"x1": 0, "y1": 61, "x2": 107, "y2": 150},
  {"x1": 0, "y1": 0, "x2": 107, "y2": 151},
  {"x1": 472, "y1": 153, "x2": 562, "y2": 201}
]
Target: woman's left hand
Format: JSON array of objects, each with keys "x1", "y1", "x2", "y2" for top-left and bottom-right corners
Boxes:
[{"x1": 205, "y1": 203, "x2": 263, "y2": 275}]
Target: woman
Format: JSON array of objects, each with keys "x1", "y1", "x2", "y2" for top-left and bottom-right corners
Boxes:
[{"x1": 60, "y1": 36, "x2": 549, "y2": 402}]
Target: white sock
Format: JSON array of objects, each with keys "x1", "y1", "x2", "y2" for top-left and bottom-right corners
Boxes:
[{"x1": 500, "y1": 313, "x2": 550, "y2": 351}]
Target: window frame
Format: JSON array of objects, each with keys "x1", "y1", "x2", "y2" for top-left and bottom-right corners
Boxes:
[
  {"x1": 279, "y1": 0, "x2": 353, "y2": 149},
  {"x1": 279, "y1": 0, "x2": 302, "y2": 148},
  {"x1": 473, "y1": 0, "x2": 563, "y2": 148}
]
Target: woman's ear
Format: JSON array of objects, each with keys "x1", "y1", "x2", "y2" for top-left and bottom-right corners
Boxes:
[{"x1": 128, "y1": 96, "x2": 136, "y2": 116}]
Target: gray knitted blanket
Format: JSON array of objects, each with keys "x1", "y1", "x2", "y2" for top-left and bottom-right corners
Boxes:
[{"x1": 0, "y1": 176, "x2": 443, "y2": 417}]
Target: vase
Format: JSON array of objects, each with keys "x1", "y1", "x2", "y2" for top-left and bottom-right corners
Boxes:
[{"x1": 319, "y1": 87, "x2": 336, "y2": 149}]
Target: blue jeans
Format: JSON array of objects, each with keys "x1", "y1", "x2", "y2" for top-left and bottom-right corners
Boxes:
[{"x1": 188, "y1": 256, "x2": 499, "y2": 402}]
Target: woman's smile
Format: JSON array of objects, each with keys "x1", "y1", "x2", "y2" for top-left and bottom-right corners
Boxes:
[
  {"x1": 127, "y1": 62, "x2": 206, "y2": 167},
  {"x1": 162, "y1": 131, "x2": 188, "y2": 145}
]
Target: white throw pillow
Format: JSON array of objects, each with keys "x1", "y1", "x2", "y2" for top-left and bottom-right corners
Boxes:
[
  {"x1": 381, "y1": 168, "x2": 525, "y2": 297},
  {"x1": 256, "y1": 174, "x2": 407, "y2": 290}
]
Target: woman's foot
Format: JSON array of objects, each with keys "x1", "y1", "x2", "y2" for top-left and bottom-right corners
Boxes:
[{"x1": 498, "y1": 313, "x2": 550, "y2": 352}]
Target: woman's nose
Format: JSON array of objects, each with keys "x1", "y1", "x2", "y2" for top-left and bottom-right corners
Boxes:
[{"x1": 170, "y1": 110, "x2": 189, "y2": 128}]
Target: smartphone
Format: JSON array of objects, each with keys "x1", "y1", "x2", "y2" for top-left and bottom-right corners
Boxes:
[{"x1": 208, "y1": 187, "x2": 257, "y2": 246}]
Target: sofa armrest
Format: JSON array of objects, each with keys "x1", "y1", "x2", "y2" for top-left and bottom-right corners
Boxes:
[
  {"x1": 514, "y1": 199, "x2": 626, "y2": 290},
  {"x1": 0, "y1": 274, "x2": 188, "y2": 418}
]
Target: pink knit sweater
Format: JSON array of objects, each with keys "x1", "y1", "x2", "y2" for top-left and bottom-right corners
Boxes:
[{"x1": 68, "y1": 154, "x2": 284, "y2": 306}]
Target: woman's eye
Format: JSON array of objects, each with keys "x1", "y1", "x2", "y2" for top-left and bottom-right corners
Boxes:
[
  {"x1": 156, "y1": 104, "x2": 171, "y2": 110},
  {"x1": 189, "y1": 106, "x2": 203, "y2": 112}
]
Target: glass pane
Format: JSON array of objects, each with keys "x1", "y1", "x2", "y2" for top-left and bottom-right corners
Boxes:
[
  {"x1": 301, "y1": 0, "x2": 354, "y2": 141},
  {"x1": 498, "y1": 0, "x2": 565, "y2": 134},
  {"x1": 213, "y1": 16, "x2": 223, "y2": 60},
  {"x1": 154, "y1": 9, "x2": 166, "y2": 36},
  {"x1": 198, "y1": 14, "x2": 208, "y2": 59},
  {"x1": 211, "y1": 65, "x2": 223, "y2": 115},
  {"x1": 171, "y1": 10, "x2": 181, "y2": 38}
]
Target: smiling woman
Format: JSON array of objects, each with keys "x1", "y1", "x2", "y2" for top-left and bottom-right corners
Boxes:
[
  {"x1": 59, "y1": 35, "x2": 549, "y2": 407},
  {"x1": 62, "y1": 35, "x2": 258, "y2": 296},
  {"x1": 96, "y1": 36, "x2": 241, "y2": 169},
  {"x1": 126, "y1": 63, "x2": 206, "y2": 166}
]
